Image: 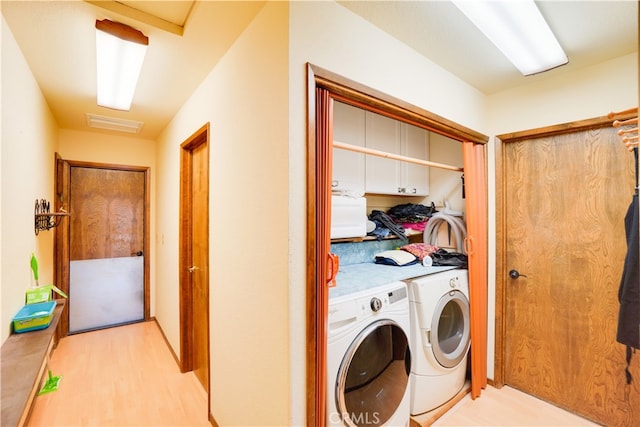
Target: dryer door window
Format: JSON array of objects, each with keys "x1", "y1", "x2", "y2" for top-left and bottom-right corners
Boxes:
[
  {"x1": 336, "y1": 319, "x2": 411, "y2": 426},
  {"x1": 431, "y1": 290, "x2": 470, "y2": 368}
]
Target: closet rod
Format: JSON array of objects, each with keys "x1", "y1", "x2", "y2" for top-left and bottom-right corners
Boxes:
[{"x1": 333, "y1": 140, "x2": 463, "y2": 172}]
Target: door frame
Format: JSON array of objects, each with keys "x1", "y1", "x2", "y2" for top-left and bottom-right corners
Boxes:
[
  {"x1": 493, "y1": 112, "x2": 636, "y2": 386},
  {"x1": 178, "y1": 123, "x2": 210, "y2": 378},
  {"x1": 54, "y1": 157, "x2": 151, "y2": 337},
  {"x1": 306, "y1": 63, "x2": 488, "y2": 426}
]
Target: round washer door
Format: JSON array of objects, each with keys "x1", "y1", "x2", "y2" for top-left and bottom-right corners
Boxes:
[
  {"x1": 336, "y1": 319, "x2": 411, "y2": 426},
  {"x1": 431, "y1": 290, "x2": 470, "y2": 368}
]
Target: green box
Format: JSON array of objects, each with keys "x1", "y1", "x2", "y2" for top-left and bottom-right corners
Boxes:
[{"x1": 26, "y1": 285, "x2": 67, "y2": 305}]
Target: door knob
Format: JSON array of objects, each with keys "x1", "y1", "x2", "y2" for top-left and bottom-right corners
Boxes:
[
  {"x1": 509, "y1": 269, "x2": 527, "y2": 279},
  {"x1": 131, "y1": 250, "x2": 143, "y2": 256},
  {"x1": 188, "y1": 266, "x2": 200, "y2": 273}
]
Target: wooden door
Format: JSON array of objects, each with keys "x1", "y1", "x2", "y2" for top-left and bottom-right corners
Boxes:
[
  {"x1": 502, "y1": 125, "x2": 640, "y2": 425},
  {"x1": 68, "y1": 166, "x2": 147, "y2": 332},
  {"x1": 179, "y1": 124, "x2": 210, "y2": 395}
]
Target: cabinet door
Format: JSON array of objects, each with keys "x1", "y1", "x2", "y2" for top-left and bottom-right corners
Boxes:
[
  {"x1": 332, "y1": 101, "x2": 365, "y2": 194},
  {"x1": 401, "y1": 123, "x2": 429, "y2": 196},
  {"x1": 365, "y1": 111, "x2": 401, "y2": 194}
]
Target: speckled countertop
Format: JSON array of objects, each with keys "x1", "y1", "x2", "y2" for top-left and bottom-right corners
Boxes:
[{"x1": 329, "y1": 262, "x2": 457, "y2": 299}]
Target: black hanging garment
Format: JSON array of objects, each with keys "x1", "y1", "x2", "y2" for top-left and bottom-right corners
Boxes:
[{"x1": 616, "y1": 148, "x2": 640, "y2": 384}]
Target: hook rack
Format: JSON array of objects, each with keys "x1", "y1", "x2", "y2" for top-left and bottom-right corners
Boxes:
[{"x1": 34, "y1": 199, "x2": 69, "y2": 235}]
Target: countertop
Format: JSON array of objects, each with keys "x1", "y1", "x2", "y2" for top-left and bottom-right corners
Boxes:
[{"x1": 330, "y1": 262, "x2": 458, "y2": 299}]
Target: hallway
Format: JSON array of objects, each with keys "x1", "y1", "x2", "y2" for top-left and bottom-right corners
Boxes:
[{"x1": 27, "y1": 321, "x2": 209, "y2": 426}]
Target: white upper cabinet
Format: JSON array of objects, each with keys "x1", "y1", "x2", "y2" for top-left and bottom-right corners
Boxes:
[
  {"x1": 365, "y1": 111, "x2": 430, "y2": 196},
  {"x1": 333, "y1": 103, "x2": 430, "y2": 196},
  {"x1": 364, "y1": 111, "x2": 401, "y2": 194},
  {"x1": 400, "y1": 121, "x2": 430, "y2": 196},
  {"x1": 332, "y1": 101, "x2": 365, "y2": 195}
]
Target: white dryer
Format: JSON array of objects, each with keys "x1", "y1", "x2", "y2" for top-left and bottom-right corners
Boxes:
[
  {"x1": 327, "y1": 281, "x2": 412, "y2": 427},
  {"x1": 405, "y1": 269, "x2": 470, "y2": 415}
]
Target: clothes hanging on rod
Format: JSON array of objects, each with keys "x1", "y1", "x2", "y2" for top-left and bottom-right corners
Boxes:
[{"x1": 611, "y1": 109, "x2": 640, "y2": 384}]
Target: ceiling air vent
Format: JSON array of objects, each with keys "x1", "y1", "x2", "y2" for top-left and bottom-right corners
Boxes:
[{"x1": 86, "y1": 113, "x2": 144, "y2": 134}]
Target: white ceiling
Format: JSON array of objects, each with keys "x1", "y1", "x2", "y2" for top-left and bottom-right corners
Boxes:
[{"x1": 2, "y1": 1, "x2": 637, "y2": 140}]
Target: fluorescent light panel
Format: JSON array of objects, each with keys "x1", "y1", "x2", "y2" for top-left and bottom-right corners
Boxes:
[
  {"x1": 452, "y1": 0, "x2": 568, "y2": 76},
  {"x1": 96, "y1": 19, "x2": 148, "y2": 111},
  {"x1": 86, "y1": 113, "x2": 144, "y2": 133}
]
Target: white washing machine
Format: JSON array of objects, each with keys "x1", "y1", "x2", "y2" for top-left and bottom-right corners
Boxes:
[
  {"x1": 405, "y1": 269, "x2": 470, "y2": 415},
  {"x1": 327, "y1": 281, "x2": 412, "y2": 427}
]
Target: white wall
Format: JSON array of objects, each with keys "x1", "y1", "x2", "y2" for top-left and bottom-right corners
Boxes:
[
  {"x1": 1, "y1": 16, "x2": 59, "y2": 343},
  {"x1": 154, "y1": 3, "x2": 290, "y2": 425},
  {"x1": 488, "y1": 53, "x2": 637, "y2": 135}
]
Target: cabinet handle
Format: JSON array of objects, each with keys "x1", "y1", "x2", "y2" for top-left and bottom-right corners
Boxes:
[
  {"x1": 398, "y1": 187, "x2": 405, "y2": 193},
  {"x1": 410, "y1": 188, "x2": 417, "y2": 194}
]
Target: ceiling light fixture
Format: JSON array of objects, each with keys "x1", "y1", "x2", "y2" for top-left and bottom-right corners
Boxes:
[
  {"x1": 452, "y1": 0, "x2": 568, "y2": 76},
  {"x1": 95, "y1": 19, "x2": 148, "y2": 111},
  {"x1": 86, "y1": 113, "x2": 144, "y2": 133}
]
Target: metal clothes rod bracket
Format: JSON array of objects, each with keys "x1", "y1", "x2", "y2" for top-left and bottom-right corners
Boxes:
[{"x1": 333, "y1": 140, "x2": 463, "y2": 172}]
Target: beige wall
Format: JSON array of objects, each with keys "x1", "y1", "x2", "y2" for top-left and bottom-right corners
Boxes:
[
  {"x1": 154, "y1": 2, "x2": 289, "y2": 425},
  {"x1": 1, "y1": 16, "x2": 59, "y2": 343}
]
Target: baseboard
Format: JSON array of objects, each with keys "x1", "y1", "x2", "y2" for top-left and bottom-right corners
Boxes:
[
  {"x1": 149, "y1": 318, "x2": 181, "y2": 367},
  {"x1": 209, "y1": 412, "x2": 218, "y2": 427}
]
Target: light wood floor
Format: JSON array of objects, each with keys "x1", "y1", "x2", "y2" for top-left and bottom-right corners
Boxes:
[
  {"x1": 433, "y1": 385, "x2": 600, "y2": 426},
  {"x1": 27, "y1": 321, "x2": 210, "y2": 427},
  {"x1": 27, "y1": 321, "x2": 600, "y2": 427}
]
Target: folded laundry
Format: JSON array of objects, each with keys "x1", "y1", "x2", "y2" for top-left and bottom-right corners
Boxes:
[
  {"x1": 374, "y1": 250, "x2": 419, "y2": 266},
  {"x1": 388, "y1": 202, "x2": 437, "y2": 223},
  {"x1": 368, "y1": 210, "x2": 407, "y2": 243},
  {"x1": 400, "y1": 243, "x2": 439, "y2": 261},
  {"x1": 431, "y1": 248, "x2": 468, "y2": 269}
]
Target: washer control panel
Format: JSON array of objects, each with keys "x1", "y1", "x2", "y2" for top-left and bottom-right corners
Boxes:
[
  {"x1": 370, "y1": 297, "x2": 382, "y2": 312},
  {"x1": 328, "y1": 282, "x2": 409, "y2": 329},
  {"x1": 449, "y1": 276, "x2": 459, "y2": 289}
]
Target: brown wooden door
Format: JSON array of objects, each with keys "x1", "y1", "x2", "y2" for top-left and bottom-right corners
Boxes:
[
  {"x1": 503, "y1": 126, "x2": 640, "y2": 425},
  {"x1": 68, "y1": 166, "x2": 146, "y2": 332},
  {"x1": 180, "y1": 124, "x2": 210, "y2": 396},
  {"x1": 190, "y1": 141, "x2": 209, "y2": 391}
]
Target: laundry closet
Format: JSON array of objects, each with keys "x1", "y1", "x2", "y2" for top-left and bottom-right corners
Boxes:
[{"x1": 325, "y1": 97, "x2": 486, "y2": 426}]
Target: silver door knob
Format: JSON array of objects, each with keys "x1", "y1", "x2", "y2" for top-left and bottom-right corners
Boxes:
[{"x1": 188, "y1": 266, "x2": 200, "y2": 273}]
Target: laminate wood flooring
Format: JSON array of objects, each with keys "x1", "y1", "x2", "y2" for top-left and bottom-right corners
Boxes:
[
  {"x1": 433, "y1": 385, "x2": 601, "y2": 426},
  {"x1": 26, "y1": 321, "x2": 209, "y2": 427},
  {"x1": 27, "y1": 320, "x2": 601, "y2": 427}
]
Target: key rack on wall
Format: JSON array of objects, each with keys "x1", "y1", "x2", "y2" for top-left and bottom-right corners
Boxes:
[{"x1": 34, "y1": 198, "x2": 69, "y2": 235}]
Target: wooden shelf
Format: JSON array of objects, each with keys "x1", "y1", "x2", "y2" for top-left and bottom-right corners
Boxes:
[{"x1": 1, "y1": 299, "x2": 65, "y2": 427}]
